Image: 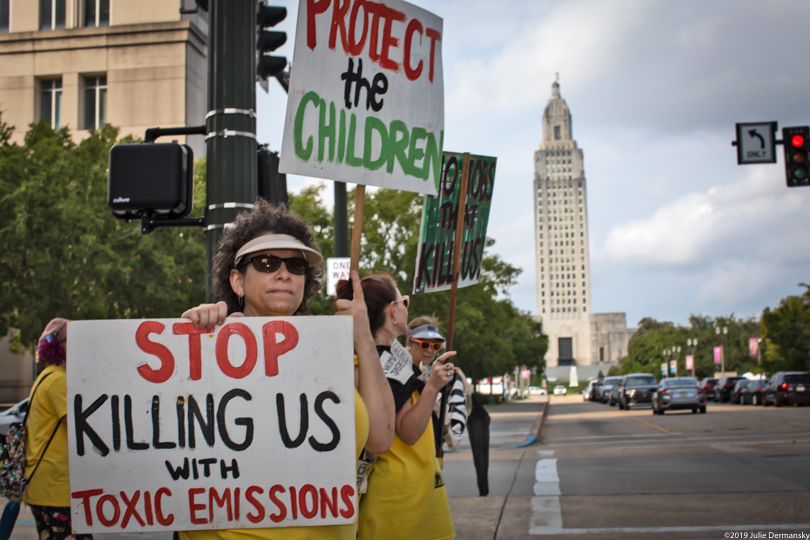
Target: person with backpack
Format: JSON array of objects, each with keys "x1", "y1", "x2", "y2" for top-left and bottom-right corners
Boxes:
[{"x1": 23, "y1": 318, "x2": 92, "y2": 540}]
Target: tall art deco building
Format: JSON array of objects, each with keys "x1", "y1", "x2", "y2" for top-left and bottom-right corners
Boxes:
[{"x1": 534, "y1": 79, "x2": 634, "y2": 377}]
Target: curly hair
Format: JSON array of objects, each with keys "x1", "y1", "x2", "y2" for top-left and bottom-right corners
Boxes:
[
  {"x1": 335, "y1": 272, "x2": 399, "y2": 337},
  {"x1": 212, "y1": 199, "x2": 324, "y2": 315}
]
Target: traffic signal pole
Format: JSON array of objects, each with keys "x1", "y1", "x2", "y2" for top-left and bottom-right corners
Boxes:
[{"x1": 205, "y1": 0, "x2": 258, "y2": 301}]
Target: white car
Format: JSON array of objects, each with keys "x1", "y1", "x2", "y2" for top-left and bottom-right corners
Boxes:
[
  {"x1": 553, "y1": 385, "x2": 567, "y2": 395},
  {"x1": 0, "y1": 397, "x2": 28, "y2": 442},
  {"x1": 528, "y1": 386, "x2": 547, "y2": 396}
]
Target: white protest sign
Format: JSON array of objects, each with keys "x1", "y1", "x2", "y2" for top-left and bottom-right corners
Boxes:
[
  {"x1": 67, "y1": 317, "x2": 356, "y2": 533},
  {"x1": 279, "y1": 0, "x2": 444, "y2": 195},
  {"x1": 326, "y1": 257, "x2": 351, "y2": 296}
]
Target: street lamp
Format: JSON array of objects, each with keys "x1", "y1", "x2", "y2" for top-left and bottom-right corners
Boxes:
[
  {"x1": 716, "y1": 326, "x2": 728, "y2": 375},
  {"x1": 687, "y1": 338, "x2": 698, "y2": 378}
]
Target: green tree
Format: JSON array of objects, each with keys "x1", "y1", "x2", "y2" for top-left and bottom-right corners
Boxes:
[
  {"x1": 761, "y1": 284, "x2": 810, "y2": 373},
  {"x1": 0, "y1": 117, "x2": 206, "y2": 352}
]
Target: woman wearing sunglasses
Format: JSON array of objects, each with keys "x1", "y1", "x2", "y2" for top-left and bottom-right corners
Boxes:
[
  {"x1": 336, "y1": 275, "x2": 456, "y2": 540},
  {"x1": 179, "y1": 201, "x2": 394, "y2": 540}
]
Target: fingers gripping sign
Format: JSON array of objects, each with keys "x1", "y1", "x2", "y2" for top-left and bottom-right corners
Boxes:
[
  {"x1": 334, "y1": 270, "x2": 373, "y2": 346},
  {"x1": 181, "y1": 301, "x2": 242, "y2": 331}
]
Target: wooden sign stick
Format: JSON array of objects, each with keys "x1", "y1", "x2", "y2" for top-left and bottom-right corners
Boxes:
[{"x1": 350, "y1": 185, "x2": 366, "y2": 272}]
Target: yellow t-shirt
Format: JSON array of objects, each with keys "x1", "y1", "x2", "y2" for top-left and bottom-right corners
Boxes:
[
  {"x1": 23, "y1": 364, "x2": 70, "y2": 507},
  {"x1": 180, "y1": 388, "x2": 369, "y2": 540},
  {"x1": 357, "y1": 391, "x2": 455, "y2": 540}
]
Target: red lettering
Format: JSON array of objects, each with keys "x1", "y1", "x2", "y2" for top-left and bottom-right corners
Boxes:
[
  {"x1": 339, "y1": 484, "x2": 355, "y2": 518},
  {"x1": 216, "y1": 323, "x2": 258, "y2": 379},
  {"x1": 97, "y1": 494, "x2": 121, "y2": 527},
  {"x1": 366, "y1": 2, "x2": 381, "y2": 63},
  {"x1": 71, "y1": 489, "x2": 104, "y2": 527},
  {"x1": 299, "y1": 484, "x2": 318, "y2": 519},
  {"x1": 262, "y1": 321, "x2": 299, "y2": 377},
  {"x1": 426, "y1": 27, "x2": 441, "y2": 83},
  {"x1": 348, "y1": 0, "x2": 368, "y2": 56},
  {"x1": 120, "y1": 490, "x2": 145, "y2": 528},
  {"x1": 143, "y1": 490, "x2": 154, "y2": 526},
  {"x1": 173, "y1": 323, "x2": 209, "y2": 380},
  {"x1": 403, "y1": 18, "x2": 423, "y2": 81},
  {"x1": 289, "y1": 486, "x2": 298, "y2": 520},
  {"x1": 234, "y1": 487, "x2": 241, "y2": 521},
  {"x1": 307, "y1": 0, "x2": 331, "y2": 49},
  {"x1": 320, "y1": 487, "x2": 338, "y2": 518},
  {"x1": 136, "y1": 321, "x2": 175, "y2": 383},
  {"x1": 155, "y1": 488, "x2": 174, "y2": 526},
  {"x1": 328, "y1": 0, "x2": 350, "y2": 50},
  {"x1": 377, "y1": 4, "x2": 406, "y2": 71},
  {"x1": 268, "y1": 485, "x2": 287, "y2": 523},
  {"x1": 245, "y1": 486, "x2": 265, "y2": 523},
  {"x1": 209, "y1": 487, "x2": 233, "y2": 522},
  {"x1": 188, "y1": 488, "x2": 207, "y2": 525}
]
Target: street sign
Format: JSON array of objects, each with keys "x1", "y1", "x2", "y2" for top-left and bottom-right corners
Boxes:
[{"x1": 734, "y1": 122, "x2": 777, "y2": 164}]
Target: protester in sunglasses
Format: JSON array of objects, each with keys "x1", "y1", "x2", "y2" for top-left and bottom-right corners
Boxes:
[
  {"x1": 180, "y1": 201, "x2": 394, "y2": 540},
  {"x1": 335, "y1": 275, "x2": 455, "y2": 540}
]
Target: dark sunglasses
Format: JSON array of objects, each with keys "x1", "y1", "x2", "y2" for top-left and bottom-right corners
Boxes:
[
  {"x1": 247, "y1": 254, "x2": 309, "y2": 275},
  {"x1": 411, "y1": 339, "x2": 442, "y2": 352},
  {"x1": 393, "y1": 295, "x2": 410, "y2": 309}
]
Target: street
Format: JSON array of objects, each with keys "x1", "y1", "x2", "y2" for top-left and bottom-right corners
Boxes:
[{"x1": 446, "y1": 394, "x2": 810, "y2": 539}]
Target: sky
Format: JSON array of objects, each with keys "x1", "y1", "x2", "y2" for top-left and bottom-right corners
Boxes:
[{"x1": 255, "y1": 0, "x2": 810, "y2": 328}]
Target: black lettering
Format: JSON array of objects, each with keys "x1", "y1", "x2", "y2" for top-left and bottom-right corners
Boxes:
[
  {"x1": 74, "y1": 394, "x2": 109, "y2": 457},
  {"x1": 308, "y1": 391, "x2": 341, "y2": 452},
  {"x1": 415, "y1": 243, "x2": 434, "y2": 291},
  {"x1": 125, "y1": 395, "x2": 149, "y2": 450},
  {"x1": 165, "y1": 458, "x2": 190, "y2": 481},
  {"x1": 277, "y1": 393, "x2": 308, "y2": 449},
  {"x1": 188, "y1": 394, "x2": 215, "y2": 448},
  {"x1": 111, "y1": 395, "x2": 121, "y2": 452},
  {"x1": 217, "y1": 389, "x2": 254, "y2": 451},
  {"x1": 176, "y1": 396, "x2": 186, "y2": 449},
  {"x1": 199, "y1": 458, "x2": 217, "y2": 477},
  {"x1": 442, "y1": 155, "x2": 458, "y2": 196},
  {"x1": 220, "y1": 459, "x2": 240, "y2": 479},
  {"x1": 152, "y1": 396, "x2": 176, "y2": 449},
  {"x1": 340, "y1": 58, "x2": 387, "y2": 112}
]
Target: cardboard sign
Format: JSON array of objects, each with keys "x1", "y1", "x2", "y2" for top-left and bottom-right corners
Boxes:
[
  {"x1": 66, "y1": 317, "x2": 356, "y2": 533},
  {"x1": 413, "y1": 152, "x2": 497, "y2": 294},
  {"x1": 279, "y1": 0, "x2": 444, "y2": 195}
]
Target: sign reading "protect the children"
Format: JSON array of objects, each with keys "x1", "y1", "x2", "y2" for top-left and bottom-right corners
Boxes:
[
  {"x1": 66, "y1": 317, "x2": 356, "y2": 533},
  {"x1": 279, "y1": 0, "x2": 444, "y2": 195}
]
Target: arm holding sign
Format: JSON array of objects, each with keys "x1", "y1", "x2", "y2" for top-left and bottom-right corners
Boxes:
[
  {"x1": 334, "y1": 270, "x2": 395, "y2": 454},
  {"x1": 394, "y1": 351, "x2": 456, "y2": 446}
]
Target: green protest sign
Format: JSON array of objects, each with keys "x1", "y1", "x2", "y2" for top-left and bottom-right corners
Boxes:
[{"x1": 413, "y1": 152, "x2": 496, "y2": 294}]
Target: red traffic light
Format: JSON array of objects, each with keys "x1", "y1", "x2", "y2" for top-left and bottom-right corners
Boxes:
[{"x1": 791, "y1": 134, "x2": 805, "y2": 147}]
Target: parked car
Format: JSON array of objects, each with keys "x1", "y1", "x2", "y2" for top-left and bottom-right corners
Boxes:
[
  {"x1": 616, "y1": 373, "x2": 658, "y2": 409},
  {"x1": 698, "y1": 377, "x2": 718, "y2": 399},
  {"x1": 762, "y1": 372, "x2": 810, "y2": 407},
  {"x1": 738, "y1": 379, "x2": 766, "y2": 405},
  {"x1": 528, "y1": 386, "x2": 547, "y2": 396},
  {"x1": 730, "y1": 379, "x2": 751, "y2": 404},
  {"x1": 714, "y1": 376, "x2": 745, "y2": 402},
  {"x1": 652, "y1": 377, "x2": 706, "y2": 414},
  {"x1": 553, "y1": 385, "x2": 567, "y2": 395},
  {"x1": 582, "y1": 380, "x2": 596, "y2": 401},
  {"x1": 600, "y1": 376, "x2": 622, "y2": 404},
  {"x1": 590, "y1": 379, "x2": 604, "y2": 402},
  {"x1": 0, "y1": 397, "x2": 29, "y2": 443}
]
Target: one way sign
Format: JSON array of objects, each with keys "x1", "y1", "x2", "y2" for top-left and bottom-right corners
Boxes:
[{"x1": 734, "y1": 122, "x2": 777, "y2": 164}]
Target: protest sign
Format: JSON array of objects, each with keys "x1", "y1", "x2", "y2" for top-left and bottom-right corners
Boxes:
[
  {"x1": 326, "y1": 257, "x2": 351, "y2": 296},
  {"x1": 413, "y1": 152, "x2": 497, "y2": 294},
  {"x1": 66, "y1": 317, "x2": 356, "y2": 533},
  {"x1": 279, "y1": 0, "x2": 444, "y2": 195}
]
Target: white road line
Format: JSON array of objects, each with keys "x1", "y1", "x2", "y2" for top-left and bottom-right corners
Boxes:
[{"x1": 530, "y1": 457, "x2": 564, "y2": 533}]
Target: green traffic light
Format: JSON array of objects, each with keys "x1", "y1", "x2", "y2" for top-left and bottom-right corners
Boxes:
[{"x1": 794, "y1": 166, "x2": 808, "y2": 180}]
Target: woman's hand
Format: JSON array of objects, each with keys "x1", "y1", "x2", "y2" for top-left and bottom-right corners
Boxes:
[
  {"x1": 181, "y1": 301, "x2": 241, "y2": 330},
  {"x1": 427, "y1": 351, "x2": 458, "y2": 392},
  {"x1": 334, "y1": 270, "x2": 374, "y2": 346}
]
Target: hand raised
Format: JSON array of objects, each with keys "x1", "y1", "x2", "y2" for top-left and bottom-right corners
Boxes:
[{"x1": 181, "y1": 301, "x2": 239, "y2": 330}]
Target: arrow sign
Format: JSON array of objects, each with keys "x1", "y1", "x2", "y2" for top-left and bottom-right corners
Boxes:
[{"x1": 735, "y1": 122, "x2": 776, "y2": 164}]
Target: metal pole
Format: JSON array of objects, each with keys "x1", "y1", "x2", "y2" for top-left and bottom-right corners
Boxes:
[
  {"x1": 334, "y1": 182, "x2": 349, "y2": 257},
  {"x1": 205, "y1": 0, "x2": 257, "y2": 301}
]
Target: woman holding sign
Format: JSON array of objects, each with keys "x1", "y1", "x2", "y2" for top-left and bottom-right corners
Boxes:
[
  {"x1": 336, "y1": 274, "x2": 455, "y2": 540},
  {"x1": 180, "y1": 201, "x2": 394, "y2": 540}
]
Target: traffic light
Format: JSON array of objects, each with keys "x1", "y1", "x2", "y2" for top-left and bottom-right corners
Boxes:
[
  {"x1": 257, "y1": 3, "x2": 287, "y2": 80},
  {"x1": 108, "y1": 143, "x2": 194, "y2": 220},
  {"x1": 782, "y1": 126, "x2": 810, "y2": 188},
  {"x1": 257, "y1": 146, "x2": 288, "y2": 205}
]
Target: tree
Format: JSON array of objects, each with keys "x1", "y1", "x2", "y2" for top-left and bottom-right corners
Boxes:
[
  {"x1": 761, "y1": 284, "x2": 810, "y2": 373},
  {"x1": 0, "y1": 117, "x2": 206, "y2": 352}
]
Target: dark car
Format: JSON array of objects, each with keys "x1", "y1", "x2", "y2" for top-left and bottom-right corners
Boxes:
[
  {"x1": 762, "y1": 372, "x2": 810, "y2": 407},
  {"x1": 617, "y1": 373, "x2": 658, "y2": 409},
  {"x1": 652, "y1": 377, "x2": 706, "y2": 414},
  {"x1": 730, "y1": 379, "x2": 751, "y2": 404},
  {"x1": 600, "y1": 376, "x2": 622, "y2": 404},
  {"x1": 714, "y1": 376, "x2": 745, "y2": 402},
  {"x1": 738, "y1": 379, "x2": 766, "y2": 405},
  {"x1": 590, "y1": 379, "x2": 604, "y2": 402},
  {"x1": 698, "y1": 378, "x2": 717, "y2": 399}
]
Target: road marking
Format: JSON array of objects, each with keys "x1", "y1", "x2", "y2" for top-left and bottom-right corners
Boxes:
[
  {"x1": 529, "y1": 457, "x2": 565, "y2": 534},
  {"x1": 533, "y1": 459, "x2": 561, "y2": 496},
  {"x1": 611, "y1": 410, "x2": 672, "y2": 433},
  {"x1": 529, "y1": 523, "x2": 810, "y2": 536}
]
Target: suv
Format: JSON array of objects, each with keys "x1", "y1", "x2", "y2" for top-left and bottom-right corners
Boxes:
[
  {"x1": 714, "y1": 376, "x2": 745, "y2": 402},
  {"x1": 762, "y1": 372, "x2": 810, "y2": 407},
  {"x1": 616, "y1": 373, "x2": 658, "y2": 409},
  {"x1": 699, "y1": 378, "x2": 717, "y2": 399}
]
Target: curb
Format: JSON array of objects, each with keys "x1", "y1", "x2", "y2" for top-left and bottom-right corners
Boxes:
[{"x1": 515, "y1": 398, "x2": 550, "y2": 447}]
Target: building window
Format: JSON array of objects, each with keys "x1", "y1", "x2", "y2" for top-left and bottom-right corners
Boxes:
[
  {"x1": 599, "y1": 347, "x2": 604, "y2": 362},
  {"x1": 554, "y1": 125, "x2": 560, "y2": 140},
  {"x1": 40, "y1": 0, "x2": 66, "y2": 30},
  {"x1": 0, "y1": 0, "x2": 10, "y2": 33},
  {"x1": 85, "y1": 0, "x2": 109, "y2": 27},
  {"x1": 40, "y1": 79, "x2": 63, "y2": 130},
  {"x1": 84, "y1": 76, "x2": 107, "y2": 129}
]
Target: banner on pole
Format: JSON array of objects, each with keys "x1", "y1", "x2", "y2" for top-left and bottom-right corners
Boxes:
[
  {"x1": 279, "y1": 0, "x2": 444, "y2": 195},
  {"x1": 713, "y1": 346, "x2": 723, "y2": 365},
  {"x1": 749, "y1": 337, "x2": 759, "y2": 358},
  {"x1": 669, "y1": 360, "x2": 677, "y2": 375},
  {"x1": 685, "y1": 355, "x2": 693, "y2": 371},
  {"x1": 67, "y1": 318, "x2": 356, "y2": 533},
  {"x1": 660, "y1": 363, "x2": 667, "y2": 376},
  {"x1": 413, "y1": 152, "x2": 496, "y2": 294}
]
